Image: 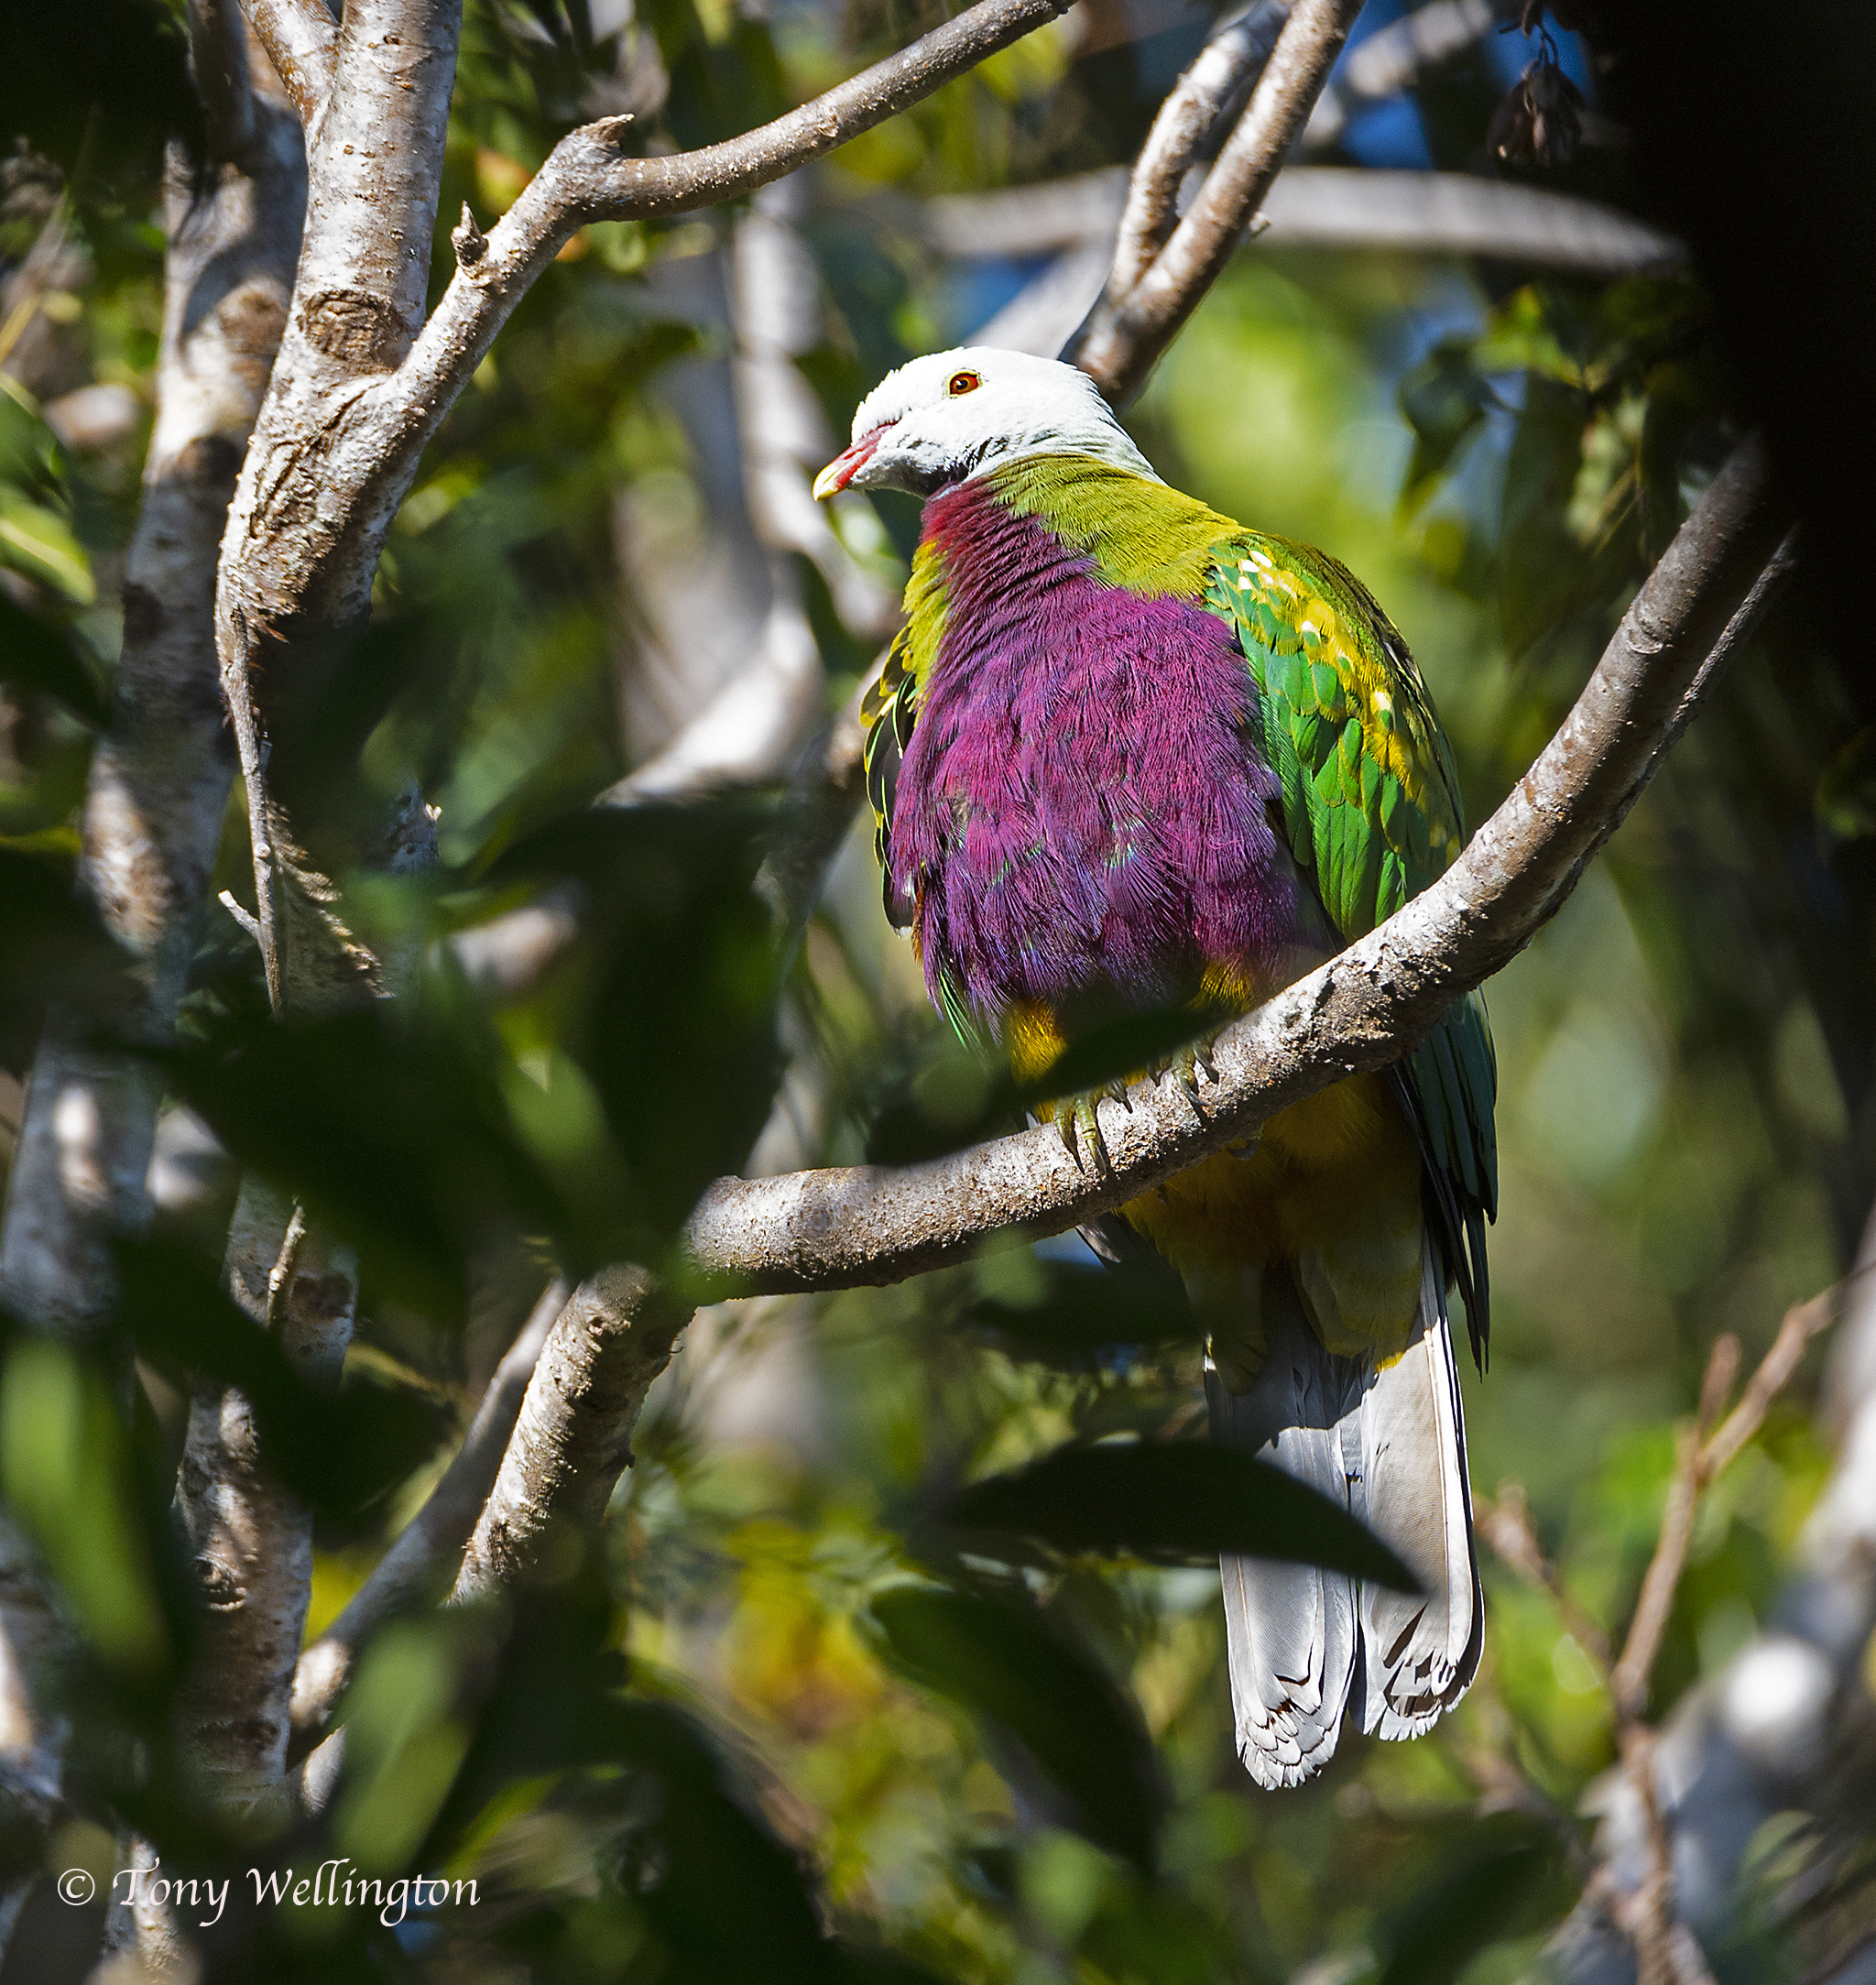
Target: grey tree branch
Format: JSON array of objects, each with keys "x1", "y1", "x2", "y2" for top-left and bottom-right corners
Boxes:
[
  {"x1": 452, "y1": 1269, "x2": 691, "y2": 1601},
  {"x1": 239, "y1": 0, "x2": 339, "y2": 130},
  {"x1": 391, "y1": 0, "x2": 1070, "y2": 433},
  {"x1": 1100, "y1": 0, "x2": 1290, "y2": 303},
  {"x1": 926, "y1": 167, "x2": 1685, "y2": 277},
  {"x1": 174, "y1": 1185, "x2": 356, "y2": 1808},
  {"x1": 681, "y1": 439, "x2": 1788, "y2": 1294},
  {"x1": 1077, "y1": 0, "x2": 1364, "y2": 401},
  {"x1": 217, "y1": 0, "x2": 463, "y2": 1013},
  {"x1": 286, "y1": 1277, "x2": 567, "y2": 1751}
]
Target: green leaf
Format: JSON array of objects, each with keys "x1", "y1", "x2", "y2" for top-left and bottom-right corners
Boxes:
[
  {"x1": 0, "y1": 586, "x2": 107, "y2": 725},
  {"x1": 485, "y1": 802, "x2": 782, "y2": 1244},
  {"x1": 157, "y1": 989, "x2": 572, "y2": 1314},
  {"x1": 967, "y1": 1253, "x2": 1199, "y2": 1364},
  {"x1": 944, "y1": 1440, "x2": 1420, "y2": 1591},
  {"x1": 115, "y1": 1238, "x2": 448, "y2": 1526},
  {"x1": 1376, "y1": 1823, "x2": 1564, "y2": 1985},
  {"x1": 0, "y1": 490, "x2": 94, "y2": 604},
  {"x1": 1399, "y1": 341, "x2": 1497, "y2": 512},
  {"x1": 871, "y1": 1586, "x2": 1162, "y2": 1873},
  {"x1": 1817, "y1": 725, "x2": 1876, "y2": 841}
]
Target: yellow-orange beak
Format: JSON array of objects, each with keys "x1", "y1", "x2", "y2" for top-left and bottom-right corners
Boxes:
[{"x1": 813, "y1": 423, "x2": 889, "y2": 499}]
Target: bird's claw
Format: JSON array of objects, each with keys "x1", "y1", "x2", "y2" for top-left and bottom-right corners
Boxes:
[
  {"x1": 1165, "y1": 1037, "x2": 1217, "y2": 1102},
  {"x1": 1055, "y1": 1080, "x2": 1126, "y2": 1175},
  {"x1": 1152, "y1": 1031, "x2": 1259, "y2": 1157}
]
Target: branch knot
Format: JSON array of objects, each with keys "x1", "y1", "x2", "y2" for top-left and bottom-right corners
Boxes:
[{"x1": 453, "y1": 203, "x2": 489, "y2": 275}]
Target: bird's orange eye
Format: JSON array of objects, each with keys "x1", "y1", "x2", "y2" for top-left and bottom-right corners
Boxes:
[{"x1": 947, "y1": 370, "x2": 982, "y2": 396}]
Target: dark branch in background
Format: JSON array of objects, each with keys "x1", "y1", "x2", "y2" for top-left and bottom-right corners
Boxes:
[
  {"x1": 187, "y1": 0, "x2": 258, "y2": 159},
  {"x1": 1076, "y1": 0, "x2": 1365, "y2": 402},
  {"x1": 682, "y1": 443, "x2": 1791, "y2": 1292}
]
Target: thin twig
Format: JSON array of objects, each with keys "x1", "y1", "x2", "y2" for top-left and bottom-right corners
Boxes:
[
  {"x1": 1701, "y1": 1284, "x2": 1842, "y2": 1478},
  {"x1": 1615, "y1": 1287, "x2": 1845, "y2": 1719},
  {"x1": 1474, "y1": 1482, "x2": 1613, "y2": 1675},
  {"x1": 263, "y1": 1202, "x2": 309, "y2": 1333},
  {"x1": 1597, "y1": 1286, "x2": 1844, "y2": 1985}
]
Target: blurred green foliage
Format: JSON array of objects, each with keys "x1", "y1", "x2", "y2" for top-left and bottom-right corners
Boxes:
[{"x1": 1, "y1": 3, "x2": 1872, "y2": 1982}]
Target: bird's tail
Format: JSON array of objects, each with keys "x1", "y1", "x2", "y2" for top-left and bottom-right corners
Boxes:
[{"x1": 1206, "y1": 1238, "x2": 1483, "y2": 1790}]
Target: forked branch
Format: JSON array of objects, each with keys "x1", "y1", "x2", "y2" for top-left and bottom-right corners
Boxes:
[{"x1": 1078, "y1": 0, "x2": 1365, "y2": 401}]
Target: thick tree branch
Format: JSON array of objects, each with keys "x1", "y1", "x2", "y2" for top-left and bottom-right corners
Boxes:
[
  {"x1": 452, "y1": 1270, "x2": 691, "y2": 1601},
  {"x1": 681, "y1": 440, "x2": 1789, "y2": 1294},
  {"x1": 287, "y1": 1277, "x2": 567, "y2": 1751},
  {"x1": 1077, "y1": 0, "x2": 1363, "y2": 401},
  {"x1": 239, "y1": 0, "x2": 339, "y2": 130}
]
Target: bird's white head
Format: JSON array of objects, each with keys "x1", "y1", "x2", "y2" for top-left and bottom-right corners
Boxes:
[{"x1": 813, "y1": 346, "x2": 1158, "y2": 500}]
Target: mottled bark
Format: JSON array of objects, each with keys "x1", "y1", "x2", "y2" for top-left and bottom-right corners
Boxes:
[{"x1": 173, "y1": 1185, "x2": 354, "y2": 1808}]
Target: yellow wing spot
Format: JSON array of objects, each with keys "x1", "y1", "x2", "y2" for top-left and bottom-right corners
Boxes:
[
  {"x1": 1298, "y1": 598, "x2": 1338, "y2": 643},
  {"x1": 1005, "y1": 1000, "x2": 1067, "y2": 1085},
  {"x1": 1198, "y1": 958, "x2": 1260, "y2": 1011}
]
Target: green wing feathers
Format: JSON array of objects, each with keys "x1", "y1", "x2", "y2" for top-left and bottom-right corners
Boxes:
[{"x1": 1205, "y1": 532, "x2": 1499, "y2": 1358}]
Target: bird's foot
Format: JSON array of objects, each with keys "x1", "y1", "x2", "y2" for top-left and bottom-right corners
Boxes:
[
  {"x1": 1160, "y1": 1035, "x2": 1218, "y2": 1105},
  {"x1": 1153, "y1": 1029, "x2": 1260, "y2": 1159},
  {"x1": 1052, "y1": 1079, "x2": 1129, "y2": 1175}
]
